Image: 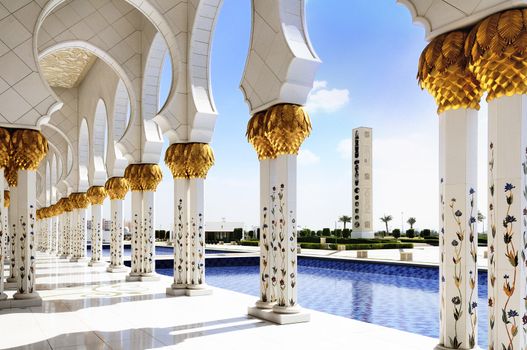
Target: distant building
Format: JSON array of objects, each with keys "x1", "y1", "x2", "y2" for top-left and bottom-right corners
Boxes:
[
  {"x1": 352, "y1": 127, "x2": 373, "y2": 238},
  {"x1": 205, "y1": 221, "x2": 244, "y2": 243}
]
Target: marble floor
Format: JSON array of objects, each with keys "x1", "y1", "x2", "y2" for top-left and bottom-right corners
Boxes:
[{"x1": 0, "y1": 254, "x2": 437, "y2": 350}]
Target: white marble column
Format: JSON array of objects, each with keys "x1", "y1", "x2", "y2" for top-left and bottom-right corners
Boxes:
[
  {"x1": 66, "y1": 210, "x2": 74, "y2": 258},
  {"x1": 167, "y1": 178, "x2": 189, "y2": 295},
  {"x1": 271, "y1": 155, "x2": 300, "y2": 314},
  {"x1": 50, "y1": 215, "x2": 58, "y2": 255},
  {"x1": 89, "y1": 203, "x2": 105, "y2": 266},
  {"x1": 107, "y1": 198, "x2": 126, "y2": 272},
  {"x1": 187, "y1": 178, "x2": 206, "y2": 291},
  {"x1": 7, "y1": 185, "x2": 17, "y2": 284},
  {"x1": 3, "y1": 191, "x2": 8, "y2": 260},
  {"x1": 437, "y1": 108, "x2": 479, "y2": 349},
  {"x1": 45, "y1": 217, "x2": 52, "y2": 253},
  {"x1": 57, "y1": 212, "x2": 64, "y2": 257},
  {"x1": 126, "y1": 191, "x2": 142, "y2": 281},
  {"x1": 255, "y1": 159, "x2": 277, "y2": 308},
  {"x1": 69, "y1": 209, "x2": 78, "y2": 261},
  {"x1": 0, "y1": 169, "x2": 6, "y2": 301},
  {"x1": 487, "y1": 94, "x2": 527, "y2": 350},
  {"x1": 76, "y1": 208, "x2": 88, "y2": 262},
  {"x1": 141, "y1": 190, "x2": 156, "y2": 279},
  {"x1": 13, "y1": 170, "x2": 39, "y2": 301}
]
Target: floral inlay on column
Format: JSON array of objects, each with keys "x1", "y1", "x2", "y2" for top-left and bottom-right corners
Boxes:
[
  {"x1": 175, "y1": 198, "x2": 185, "y2": 285},
  {"x1": 448, "y1": 197, "x2": 464, "y2": 349},
  {"x1": 501, "y1": 183, "x2": 519, "y2": 350},
  {"x1": 260, "y1": 205, "x2": 270, "y2": 303}
]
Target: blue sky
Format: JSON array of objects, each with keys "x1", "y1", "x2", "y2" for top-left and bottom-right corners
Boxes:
[{"x1": 120, "y1": 0, "x2": 489, "y2": 232}]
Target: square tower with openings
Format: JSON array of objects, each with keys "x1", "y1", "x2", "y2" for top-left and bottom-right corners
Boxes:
[{"x1": 352, "y1": 127, "x2": 373, "y2": 239}]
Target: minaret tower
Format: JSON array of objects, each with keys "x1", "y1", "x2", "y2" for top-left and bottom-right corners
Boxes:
[{"x1": 351, "y1": 127, "x2": 373, "y2": 239}]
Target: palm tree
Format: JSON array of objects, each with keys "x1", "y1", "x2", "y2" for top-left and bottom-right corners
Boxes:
[
  {"x1": 477, "y1": 211, "x2": 486, "y2": 234},
  {"x1": 407, "y1": 217, "x2": 416, "y2": 229},
  {"x1": 380, "y1": 215, "x2": 392, "y2": 237},
  {"x1": 339, "y1": 215, "x2": 352, "y2": 230}
]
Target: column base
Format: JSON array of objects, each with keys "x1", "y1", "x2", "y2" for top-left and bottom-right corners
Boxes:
[
  {"x1": 185, "y1": 287, "x2": 212, "y2": 297},
  {"x1": 106, "y1": 265, "x2": 128, "y2": 273},
  {"x1": 255, "y1": 300, "x2": 276, "y2": 309},
  {"x1": 70, "y1": 257, "x2": 90, "y2": 263},
  {"x1": 6, "y1": 277, "x2": 16, "y2": 283},
  {"x1": 248, "y1": 306, "x2": 310, "y2": 325},
  {"x1": 166, "y1": 287, "x2": 187, "y2": 297},
  {"x1": 139, "y1": 273, "x2": 160, "y2": 282},
  {"x1": 60, "y1": 254, "x2": 70, "y2": 259},
  {"x1": 434, "y1": 344, "x2": 482, "y2": 350},
  {"x1": 5, "y1": 281, "x2": 16, "y2": 290},
  {"x1": 0, "y1": 292, "x2": 6, "y2": 301},
  {"x1": 88, "y1": 261, "x2": 107, "y2": 267},
  {"x1": 273, "y1": 304, "x2": 302, "y2": 314},
  {"x1": 125, "y1": 274, "x2": 141, "y2": 282},
  {"x1": 9, "y1": 292, "x2": 42, "y2": 308}
]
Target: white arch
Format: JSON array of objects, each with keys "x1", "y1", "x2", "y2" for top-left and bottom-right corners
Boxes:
[
  {"x1": 39, "y1": 41, "x2": 139, "y2": 137},
  {"x1": 91, "y1": 99, "x2": 109, "y2": 186},
  {"x1": 78, "y1": 118, "x2": 89, "y2": 192},
  {"x1": 34, "y1": 0, "x2": 182, "y2": 129},
  {"x1": 93, "y1": 99, "x2": 108, "y2": 162},
  {"x1": 113, "y1": 79, "x2": 130, "y2": 143},
  {"x1": 143, "y1": 33, "x2": 170, "y2": 122}
]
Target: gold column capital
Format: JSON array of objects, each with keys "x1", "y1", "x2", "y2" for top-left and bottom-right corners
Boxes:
[
  {"x1": 87, "y1": 186, "x2": 107, "y2": 205},
  {"x1": 266, "y1": 104, "x2": 311, "y2": 156},
  {"x1": 105, "y1": 177, "x2": 130, "y2": 200},
  {"x1": 247, "y1": 104, "x2": 311, "y2": 158},
  {"x1": 124, "y1": 164, "x2": 163, "y2": 191},
  {"x1": 186, "y1": 143, "x2": 214, "y2": 179},
  {"x1": 70, "y1": 192, "x2": 89, "y2": 209},
  {"x1": 10, "y1": 129, "x2": 48, "y2": 171},
  {"x1": 164, "y1": 143, "x2": 214, "y2": 179},
  {"x1": 0, "y1": 128, "x2": 10, "y2": 169},
  {"x1": 4, "y1": 190, "x2": 9, "y2": 208},
  {"x1": 61, "y1": 197, "x2": 74, "y2": 213},
  {"x1": 5, "y1": 161, "x2": 17, "y2": 187},
  {"x1": 247, "y1": 111, "x2": 275, "y2": 160},
  {"x1": 50, "y1": 202, "x2": 61, "y2": 216},
  {"x1": 164, "y1": 143, "x2": 188, "y2": 179},
  {"x1": 466, "y1": 9, "x2": 527, "y2": 102},
  {"x1": 418, "y1": 30, "x2": 482, "y2": 113}
]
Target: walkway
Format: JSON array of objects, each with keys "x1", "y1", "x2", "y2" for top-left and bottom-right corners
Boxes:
[{"x1": 0, "y1": 253, "x2": 436, "y2": 350}]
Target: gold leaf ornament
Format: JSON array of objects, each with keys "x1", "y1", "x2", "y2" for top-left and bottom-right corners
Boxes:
[
  {"x1": 105, "y1": 177, "x2": 130, "y2": 200},
  {"x1": 10, "y1": 129, "x2": 48, "y2": 171},
  {"x1": 164, "y1": 143, "x2": 188, "y2": 178},
  {"x1": 265, "y1": 104, "x2": 312, "y2": 156},
  {"x1": 87, "y1": 186, "x2": 107, "y2": 205},
  {"x1": 246, "y1": 111, "x2": 275, "y2": 160},
  {"x1": 466, "y1": 9, "x2": 527, "y2": 101},
  {"x1": 4, "y1": 190, "x2": 9, "y2": 208},
  {"x1": 125, "y1": 164, "x2": 162, "y2": 191},
  {"x1": 418, "y1": 30, "x2": 482, "y2": 113},
  {"x1": 186, "y1": 143, "x2": 214, "y2": 179},
  {"x1": 0, "y1": 128, "x2": 10, "y2": 168},
  {"x1": 164, "y1": 143, "x2": 215, "y2": 179},
  {"x1": 70, "y1": 192, "x2": 89, "y2": 209}
]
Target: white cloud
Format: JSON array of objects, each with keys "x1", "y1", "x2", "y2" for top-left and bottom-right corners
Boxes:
[
  {"x1": 305, "y1": 80, "x2": 350, "y2": 114},
  {"x1": 298, "y1": 149, "x2": 320, "y2": 166},
  {"x1": 337, "y1": 138, "x2": 352, "y2": 159}
]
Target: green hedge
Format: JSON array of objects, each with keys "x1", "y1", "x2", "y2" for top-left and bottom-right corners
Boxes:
[
  {"x1": 240, "y1": 240, "x2": 413, "y2": 250},
  {"x1": 297, "y1": 237, "x2": 399, "y2": 244},
  {"x1": 299, "y1": 242, "x2": 413, "y2": 250}
]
